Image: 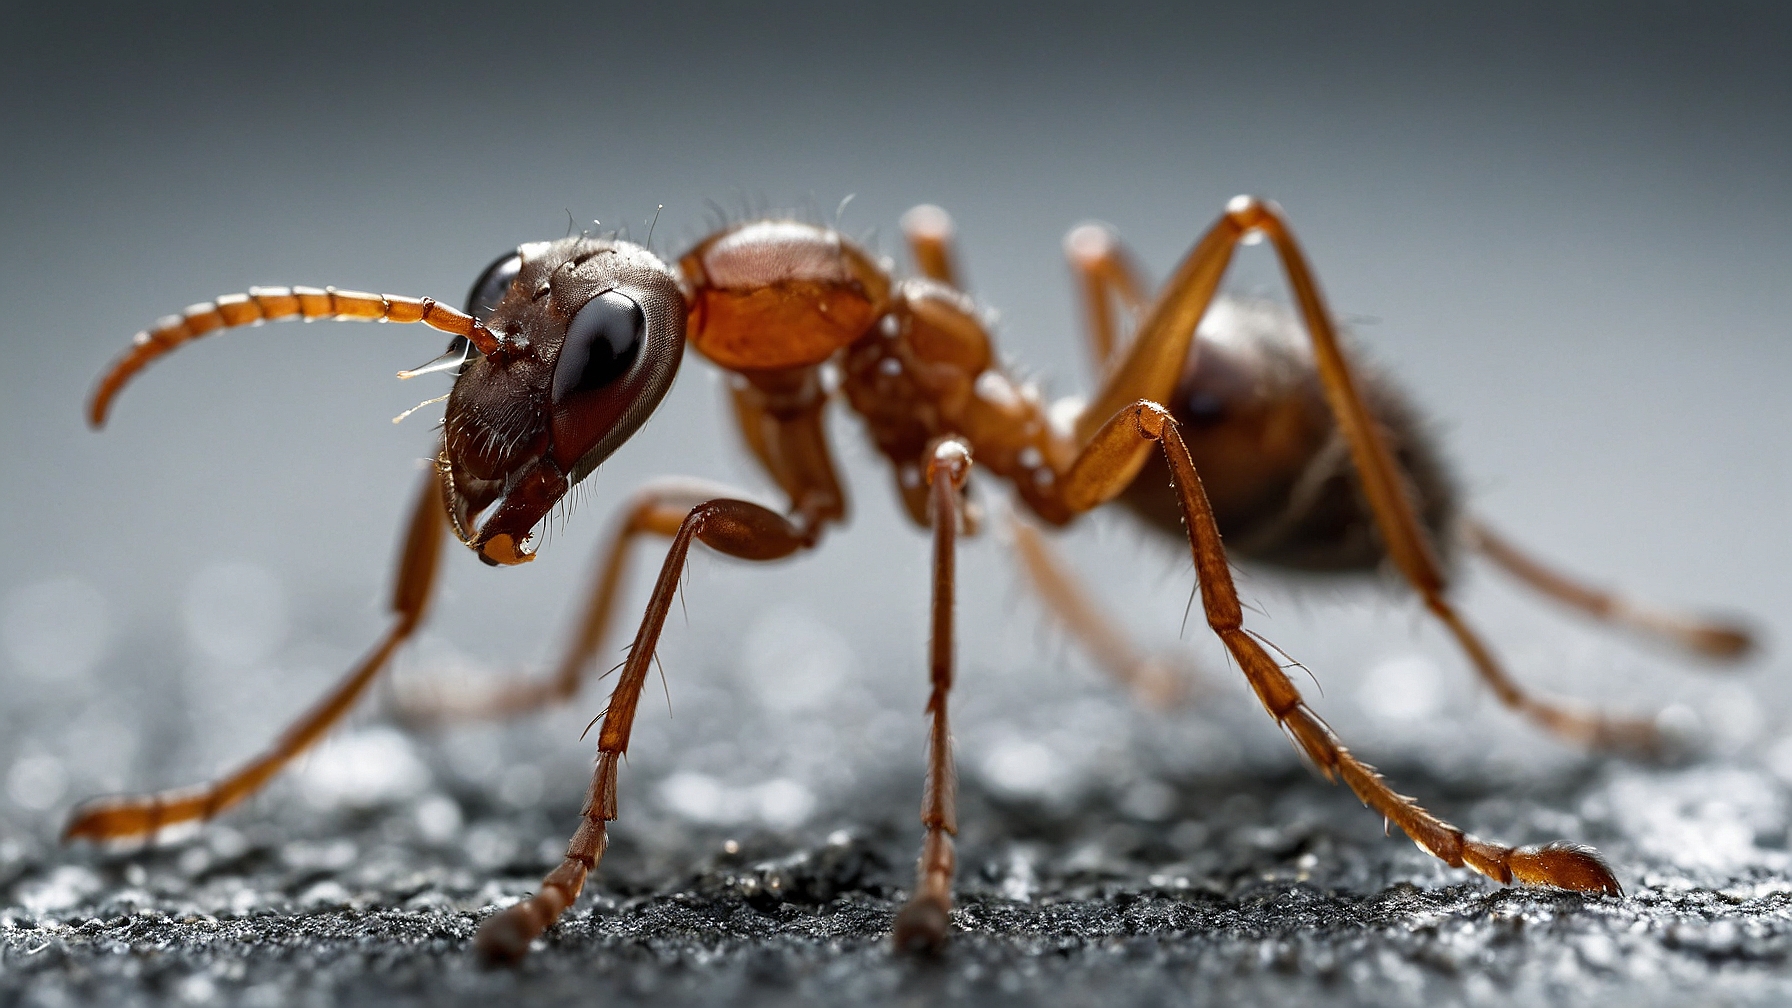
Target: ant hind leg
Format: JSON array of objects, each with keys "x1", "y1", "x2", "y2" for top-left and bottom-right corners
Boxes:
[
  {"x1": 1465, "y1": 517, "x2": 1755, "y2": 662},
  {"x1": 1059, "y1": 400, "x2": 1623, "y2": 897},
  {"x1": 1079, "y1": 195, "x2": 1669, "y2": 755}
]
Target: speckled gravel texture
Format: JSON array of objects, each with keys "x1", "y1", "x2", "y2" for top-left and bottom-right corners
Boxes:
[
  {"x1": 6, "y1": 677, "x2": 1792, "y2": 1008},
  {"x1": 2, "y1": 480, "x2": 1788, "y2": 1007}
]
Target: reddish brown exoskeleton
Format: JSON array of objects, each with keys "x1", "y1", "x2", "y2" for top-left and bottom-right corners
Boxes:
[{"x1": 69, "y1": 197, "x2": 1755, "y2": 963}]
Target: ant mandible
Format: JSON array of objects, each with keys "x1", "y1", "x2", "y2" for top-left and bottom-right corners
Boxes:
[{"x1": 68, "y1": 196, "x2": 1755, "y2": 963}]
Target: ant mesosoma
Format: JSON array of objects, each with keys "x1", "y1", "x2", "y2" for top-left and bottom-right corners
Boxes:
[{"x1": 68, "y1": 197, "x2": 1754, "y2": 963}]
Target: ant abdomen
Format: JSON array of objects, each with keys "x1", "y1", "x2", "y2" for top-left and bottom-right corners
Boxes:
[{"x1": 1121, "y1": 299, "x2": 1460, "y2": 573}]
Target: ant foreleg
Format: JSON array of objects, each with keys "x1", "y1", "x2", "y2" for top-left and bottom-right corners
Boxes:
[
  {"x1": 393, "y1": 479, "x2": 732, "y2": 725},
  {"x1": 64, "y1": 469, "x2": 446, "y2": 842},
  {"x1": 474, "y1": 490, "x2": 819, "y2": 965},
  {"x1": 1061, "y1": 401, "x2": 1623, "y2": 897}
]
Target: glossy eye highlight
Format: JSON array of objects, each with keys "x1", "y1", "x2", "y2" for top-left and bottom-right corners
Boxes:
[{"x1": 552, "y1": 290, "x2": 644, "y2": 403}]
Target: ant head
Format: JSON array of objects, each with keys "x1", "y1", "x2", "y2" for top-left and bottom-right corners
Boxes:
[{"x1": 441, "y1": 237, "x2": 685, "y2": 566}]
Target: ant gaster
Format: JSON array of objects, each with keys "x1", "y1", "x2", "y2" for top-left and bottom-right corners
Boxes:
[{"x1": 69, "y1": 197, "x2": 1755, "y2": 963}]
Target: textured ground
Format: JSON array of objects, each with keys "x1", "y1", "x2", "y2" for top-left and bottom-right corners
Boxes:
[
  {"x1": 5, "y1": 708, "x2": 1791, "y2": 1007},
  {"x1": 2, "y1": 470, "x2": 1784, "y2": 1008}
]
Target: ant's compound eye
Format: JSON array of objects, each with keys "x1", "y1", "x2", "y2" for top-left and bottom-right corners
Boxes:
[
  {"x1": 465, "y1": 251, "x2": 523, "y2": 323},
  {"x1": 552, "y1": 290, "x2": 645, "y2": 404}
]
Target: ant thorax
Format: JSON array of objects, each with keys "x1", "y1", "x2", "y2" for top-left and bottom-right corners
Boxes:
[
  {"x1": 679, "y1": 219, "x2": 891, "y2": 371},
  {"x1": 839, "y1": 277, "x2": 1074, "y2": 526},
  {"x1": 678, "y1": 219, "x2": 1073, "y2": 528}
]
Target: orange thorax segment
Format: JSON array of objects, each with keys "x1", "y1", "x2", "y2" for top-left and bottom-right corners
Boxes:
[{"x1": 681, "y1": 220, "x2": 891, "y2": 370}]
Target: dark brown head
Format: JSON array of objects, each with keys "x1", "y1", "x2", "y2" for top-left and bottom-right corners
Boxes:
[
  {"x1": 442, "y1": 237, "x2": 686, "y2": 565},
  {"x1": 86, "y1": 235, "x2": 685, "y2": 568}
]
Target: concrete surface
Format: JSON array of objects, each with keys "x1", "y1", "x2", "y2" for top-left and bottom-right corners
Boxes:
[{"x1": 6, "y1": 685, "x2": 1792, "y2": 1007}]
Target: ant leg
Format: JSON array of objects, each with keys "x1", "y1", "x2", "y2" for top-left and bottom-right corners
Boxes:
[
  {"x1": 1237, "y1": 200, "x2": 1664, "y2": 752},
  {"x1": 403, "y1": 362, "x2": 848, "y2": 725},
  {"x1": 1061, "y1": 401, "x2": 1623, "y2": 896},
  {"x1": 1009, "y1": 511, "x2": 1192, "y2": 708},
  {"x1": 64, "y1": 469, "x2": 446, "y2": 841},
  {"x1": 1079, "y1": 196, "x2": 1661, "y2": 754},
  {"x1": 393, "y1": 479, "x2": 731, "y2": 724},
  {"x1": 892, "y1": 439, "x2": 972, "y2": 953},
  {"x1": 1062, "y1": 221, "x2": 1150, "y2": 373},
  {"x1": 475, "y1": 490, "x2": 819, "y2": 964},
  {"x1": 1465, "y1": 517, "x2": 1754, "y2": 661},
  {"x1": 900, "y1": 204, "x2": 964, "y2": 288},
  {"x1": 901, "y1": 205, "x2": 1152, "y2": 374},
  {"x1": 900, "y1": 208, "x2": 1170, "y2": 705}
]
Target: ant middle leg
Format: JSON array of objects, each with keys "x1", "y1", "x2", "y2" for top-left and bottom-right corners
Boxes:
[
  {"x1": 1061, "y1": 400, "x2": 1623, "y2": 896},
  {"x1": 474, "y1": 488, "x2": 821, "y2": 964},
  {"x1": 65, "y1": 468, "x2": 447, "y2": 842},
  {"x1": 892, "y1": 438, "x2": 972, "y2": 953},
  {"x1": 899, "y1": 206, "x2": 1186, "y2": 705},
  {"x1": 899, "y1": 205, "x2": 1151, "y2": 375},
  {"x1": 900, "y1": 204, "x2": 965, "y2": 289},
  {"x1": 1062, "y1": 220, "x2": 1150, "y2": 373}
]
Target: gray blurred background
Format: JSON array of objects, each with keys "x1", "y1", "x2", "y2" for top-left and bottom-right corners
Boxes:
[{"x1": 0, "y1": 0, "x2": 1788, "y2": 912}]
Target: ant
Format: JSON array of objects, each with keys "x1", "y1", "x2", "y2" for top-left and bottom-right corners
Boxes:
[{"x1": 66, "y1": 196, "x2": 1755, "y2": 964}]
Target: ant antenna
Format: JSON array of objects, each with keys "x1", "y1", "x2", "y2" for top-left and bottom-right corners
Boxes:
[
  {"x1": 646, "y1": 205, "x2": 663, "y2": 247},
  {"x1": 834, "y1": 193, "x2": 856, "y2": 228}
]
